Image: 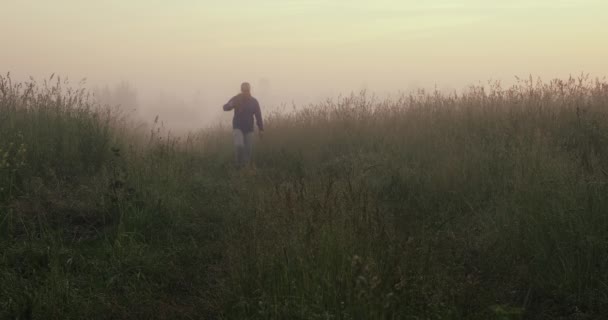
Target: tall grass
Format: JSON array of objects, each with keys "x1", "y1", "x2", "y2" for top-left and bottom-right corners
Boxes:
[
  {"x1": 0, "y1": 74, "x2": 228, "y2": 319},
  {"x1": 1, "y1": 73, "x2": 607, "y2": 319}
]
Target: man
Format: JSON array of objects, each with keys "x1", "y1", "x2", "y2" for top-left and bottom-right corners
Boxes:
[{"x1": 223, "y1": 82, "x2": 264, "y2": 168}]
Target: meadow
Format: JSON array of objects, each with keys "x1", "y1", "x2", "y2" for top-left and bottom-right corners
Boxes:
[{"x1": 1, "y1": 73, "x2": 608, "y2": 319}]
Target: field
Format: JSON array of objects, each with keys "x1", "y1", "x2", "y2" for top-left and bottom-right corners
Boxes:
[{"x1": 1, "y1": 74, "x2": 608, "y2": 319}]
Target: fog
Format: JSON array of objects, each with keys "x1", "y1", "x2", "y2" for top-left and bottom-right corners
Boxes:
[{"x1": 2, "y1": 0, "x2": 607, "y2": 132}]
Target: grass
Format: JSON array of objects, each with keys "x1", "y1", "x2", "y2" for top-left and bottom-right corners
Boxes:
[{"x1": 1, "y1": 73, "x2": 608, "y2": 319}]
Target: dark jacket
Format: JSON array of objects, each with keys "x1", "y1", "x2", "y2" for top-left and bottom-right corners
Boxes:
[{"x1": 223, "y1": 93, "x2": 264, "y2": 133}]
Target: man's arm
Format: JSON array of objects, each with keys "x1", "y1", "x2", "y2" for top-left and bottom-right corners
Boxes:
[
  {"x1": 223, "y1": 96, "x2": 236, "y2": 111},
  {"x1": 254, "y1": 100, "x2": 264, "y2": 131}
]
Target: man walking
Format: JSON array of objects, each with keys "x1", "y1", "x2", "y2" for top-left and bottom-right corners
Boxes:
[{"x1": 223, "y1": 82, "x2": 264, "y2": 168}]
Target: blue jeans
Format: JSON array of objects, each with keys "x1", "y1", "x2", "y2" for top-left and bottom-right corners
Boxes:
[{"x1": 233, "y1": 129, "x2": 254, "y2": 167}]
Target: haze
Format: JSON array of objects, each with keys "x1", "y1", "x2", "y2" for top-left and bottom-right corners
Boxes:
[{"x1": 2, "y1": 0, "x2": 607, "y2": 131}]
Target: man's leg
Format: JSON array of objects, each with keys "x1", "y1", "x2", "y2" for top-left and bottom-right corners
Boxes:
[
  {"x1": 243, "y1": 131, "x2": 254, "y2": 167},
  {"x1": 232, "y1": 129, "x2": 245, "y2": 167}
]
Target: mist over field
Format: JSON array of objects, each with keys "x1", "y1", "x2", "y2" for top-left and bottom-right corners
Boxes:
[{"x1": 2, "y1": 0, "x2": 607, "y2": 132}]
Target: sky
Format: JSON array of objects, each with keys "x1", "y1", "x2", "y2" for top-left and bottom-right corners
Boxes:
[{"x1": 1, "y1": 0, "x2": 607, "y2": 130}]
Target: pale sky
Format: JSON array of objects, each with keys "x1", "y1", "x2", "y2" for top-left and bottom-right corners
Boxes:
[{"x1": 1, "y1": 0, "x2": 607, "y2": 129}]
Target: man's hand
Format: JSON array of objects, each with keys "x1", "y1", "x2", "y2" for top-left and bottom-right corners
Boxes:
[{"x1": 223, "y1": 100, "x2": 236, "y2": 111}]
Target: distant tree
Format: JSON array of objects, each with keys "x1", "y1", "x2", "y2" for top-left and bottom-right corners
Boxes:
[{"x1": 94, "y1": 81, "x2": 138, "y2": 112}]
